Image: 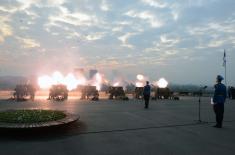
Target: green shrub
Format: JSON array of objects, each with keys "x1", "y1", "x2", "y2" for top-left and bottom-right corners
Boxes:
[{"x1": 0, "y1": 110, "x2": 66, "y2": 123}]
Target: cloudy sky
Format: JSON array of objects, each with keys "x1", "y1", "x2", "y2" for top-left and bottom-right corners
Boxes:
[{"x1": 0, "y1": 0, "x2": 235, "y2": 85}]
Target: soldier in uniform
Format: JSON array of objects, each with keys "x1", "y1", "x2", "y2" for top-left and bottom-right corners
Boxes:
[
  {"x1": 28, "y1": 84, "x2": 36, "y2": 101},
  {"x1": 92, "y1": 90, "x2": 99, "y2": 101},
  {"x1": 143, "y1": 81, "x2": 151, "y2": 109},
  {"x1": 213, "y1": 75, "x2": 227, "y2": 128},
  {"x1": 14, "y1": 85, "x2": 21, "y2": 101}
]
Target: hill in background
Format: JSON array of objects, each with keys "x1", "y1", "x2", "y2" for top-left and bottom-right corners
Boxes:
[{"x1": 0, "y1": 76, "x2": 28, "y2": 90}]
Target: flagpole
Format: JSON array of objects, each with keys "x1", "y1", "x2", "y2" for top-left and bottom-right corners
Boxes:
[
  {"x1": 225, "y1": 50, "x2": 227, "y2": 86},
  {"x1": 223, "y1": 49, "x2": 227, "y2": 87},
  {"x1": 225, "y1": 60, "x2": 227, "y2": 86},
  {"x1": 224, "y1": 50, "x2": 228, "y2": 100}
]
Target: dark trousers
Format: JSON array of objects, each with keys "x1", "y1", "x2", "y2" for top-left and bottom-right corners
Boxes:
[
  {"x1": 213, "y1": 104, "x2": 224, "y2": 127},
  {"x1": 144, "y1": 95, "x2": 150, "y2": 108}
]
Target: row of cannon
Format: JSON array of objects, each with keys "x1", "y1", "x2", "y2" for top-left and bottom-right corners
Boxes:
[{"x1": 12, "y1": 84, "x2": 179, "y2": 101}]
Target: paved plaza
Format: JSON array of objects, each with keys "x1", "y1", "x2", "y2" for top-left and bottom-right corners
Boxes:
[{"x1": 0, "y1": 96, "x2": 235, "y2": 155}]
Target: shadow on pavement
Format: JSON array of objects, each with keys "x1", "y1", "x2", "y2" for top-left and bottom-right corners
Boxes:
[{"x1": 0, "y1": 121, "x2": 87, "y2": 142}]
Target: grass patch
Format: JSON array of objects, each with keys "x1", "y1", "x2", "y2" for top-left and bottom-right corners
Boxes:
[{"x1": 0, "y1": 110, "x2": 66, "y2": 123}]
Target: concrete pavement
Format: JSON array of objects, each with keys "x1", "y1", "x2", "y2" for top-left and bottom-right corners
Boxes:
[{"x1": 0, "y1": 97, "x2": 234, "y2": 155}]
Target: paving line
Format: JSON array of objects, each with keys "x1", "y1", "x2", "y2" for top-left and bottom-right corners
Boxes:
[{"x1": 76, "y1": 120, "x2": 235, "y2": 135}]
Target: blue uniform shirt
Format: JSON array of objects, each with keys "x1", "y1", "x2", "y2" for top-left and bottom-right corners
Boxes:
[
  {"x1": 213, "y1": 83, "x2": 227, "y2": 104},
  {"x1": 143, "y1": 84, "x2": 151, "y2": 96}
]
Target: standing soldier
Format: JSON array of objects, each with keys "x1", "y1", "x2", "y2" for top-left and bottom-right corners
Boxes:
[
  {"x1": 143, "y1": 81, "x2": 151, "y2": 109},
  {"x1": 15, "y1": 85, "x2": 21, "y2": 101},
  {"x1": 213, "y1": 75, "x2": 227, "y2": 128},
  {"x1": 28, "y1": 84, "x2": 36, "y2": 101}
]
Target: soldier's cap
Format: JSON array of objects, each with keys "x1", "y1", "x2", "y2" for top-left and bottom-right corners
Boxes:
[{"x1": 217, "y1": 75, "x2": 224, "y2": 81}]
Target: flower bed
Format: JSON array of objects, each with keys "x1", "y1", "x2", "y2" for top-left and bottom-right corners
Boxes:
[{"x1": 0, "y1": 110, "x2": 66, "y2": 124}]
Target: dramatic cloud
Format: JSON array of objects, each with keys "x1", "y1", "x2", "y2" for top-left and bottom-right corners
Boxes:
[
  {"x1": 141, "y1": 0, "x2": 168, "y2": 8},
  {"x1": 0, "y1": 0, "x2": 235, "y2": 85},
  {"x1": 15, "y1": 36, "x2": 40, "y2": 48},
  {"x1": 100, "y1": 0, "x2": 110, "y2": 11},
  {"x1": 118, "y1": 32, "x2": 137, "y2": 49},
  {"x1": 125, "y1": 10, "x2": 164, "y2": 28},
  {"x1": 0, "y1": 16, "x2": 13, "y2": 43}
]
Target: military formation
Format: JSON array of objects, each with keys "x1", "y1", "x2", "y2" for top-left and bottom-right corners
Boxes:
[
  {"x1": 9, "y1": 75, "x2": 232, "y2": 129},
  {"x1": 12, "y1": 76, "x2": 234, "y2": 104},
  {"x1": 12, "y1": 83, "x2": 181, "y2": 102}
]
